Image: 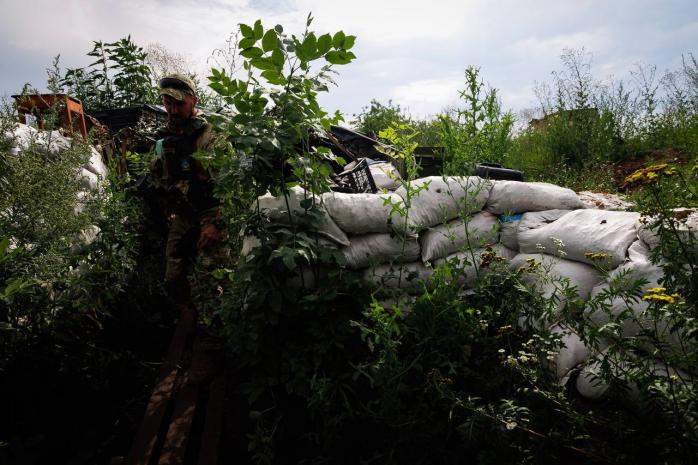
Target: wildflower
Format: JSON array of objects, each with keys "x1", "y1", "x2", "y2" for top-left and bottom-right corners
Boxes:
[
  {"x1": 505, "y1": 421, "x2": 517, "y2": 431},
  {"x1": 624, "y1": 164, "x2": 678, "y2": 187},
  {"x1": 642, "y1": 287, "x2": 681, "y2": 305},
  {"x1": 584, "y1": 252, "x2": 610, "y2": 261}
]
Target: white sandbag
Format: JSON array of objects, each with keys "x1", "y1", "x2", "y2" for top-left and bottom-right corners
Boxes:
[
  {"x1": 79, "y1": 168, "x2": 100, "y2": 191},
  {"x1": 83, "y1": 147, "x2": 109, "y2": 178},
  {"x1": 70, "y1": 225, "x2": 101, "y2": 254},
  {"x1": 256, "y1": 186, "x2": 350, "y2": 246},
  {"x1": 369, "y1": 162, "x2": 401, "y2": 191},
  {"x1": 585, "y1": 241, "x2": 693, "y2": 356},
  {"x1": 4, "y1": 123, "x2": 37, "y2": 152},
  {"x1": 518, "y1": 209, "x2": 572, "y2": 235},
  {"x1": 576, "y1": 351, "x2": 688, "y2": 401},
  {"x1": 498, "y1": 213, "x2": 523, "y2": 251},
  {"x1": 35, "y1": 129, "x2": 71, "y2": 154},
  {"x1": 322, "y1": 191, "x2": 401, "y2": 235},
  {"x1": 549, "y1": 323, "x2": 590, "y2": 384},
  {"x1": 240, "y1": 235, "x2": 262, "y2": 259},
  {"x1": 342, "y1": 233, "x2": 420, "y2": 270},
  {"x1": 485, "y1": 180, "x2": 585, "y2": 214},
  {"x1": 363, "y1": 261, "x2": 434, "y2": 293},
  {"x1": 577, "y1": 191, "x2": 633, "y2": 211},
  {"x1": 502, "y1": 209, "x2": 572, "y2": 253},
  {"x1": 510, "y1": 253, "x2": 603, "y2": 329},
  {"x1": 637, "y1": 208, "x2": 698, "y2": 256},
  {"x1": 434, "y1": 244, "x2": 517, "y2": 288},
  {"x1": 519, "y1": 209, "x2": 640, "y2": 269},
  {"x1": 391, "y1": 176, "x2": 492, "y2": 235},
  {"x1": 420, "y1": 212, "x2": 499, "y2": 262}
]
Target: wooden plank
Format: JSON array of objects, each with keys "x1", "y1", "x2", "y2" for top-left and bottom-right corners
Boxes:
[
  {"x1": 158, "y1": 383, "x2": 200, "y2": 465},
  {"x1": 197, "y1": 374, "x2": 226, "y2": 465},
  {"x1": 125, "y1": 306, "x2": 196, "y2": 465}
]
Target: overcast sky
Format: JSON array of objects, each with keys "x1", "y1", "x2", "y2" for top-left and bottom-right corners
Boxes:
[{"x1": 1, "y1": 0, "x2": 696, "y2": 120}]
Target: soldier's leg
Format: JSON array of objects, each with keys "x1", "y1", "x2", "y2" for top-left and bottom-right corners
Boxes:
[{"x1": 164, "y1": 214, "x2": 198, "y2": 304}]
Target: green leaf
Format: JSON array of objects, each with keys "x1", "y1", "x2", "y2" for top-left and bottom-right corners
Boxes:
[
  {"x1": 332, "y1": 31, "x2": 346, "y2": 48},
  {"x1": 274, "y1": 24, "x2": 283, "y2": 33},
  {"x1": 234, "y1": 98, "x2": 251, "y2": 113},
  {"x1": 249, "y1": 57, "x2": 276, "y2": 71},
  {"x1": 343, "y1": 35, "x2": 356, "y2": 49},
  {"x1": 261, "y1": 70, "x2": 286, "y2": 85},
  {"x1": 240, "y1": 47, "x2": 264, "y2": 59},
  {"x1": 0, "y1": 238, "x2": 8, "y2": 257},
  {"x1": 239, "y1": 23, "x2": 254, "y2": 38},
  {"x1": 271, "y1": 48, "x2": 285, "y2": 67},
  {"x1": 301, "y1": 33, "x2": 318, "y2": 60},
  {"x1": 253, "y1": 20, "x2": 263, "y2": 40},
  {"x1": 325, "y1": 50, "x2": 353, "y2": 65},
  {"x1": 239, "y1": 37, "x2": 257, "y2": 49},
  {"x1": 317, "y1": 34, "x2": 332, "y2": 55},
  {"x1": 262, "y1": 29, "x2": 277, "y2": 52}
]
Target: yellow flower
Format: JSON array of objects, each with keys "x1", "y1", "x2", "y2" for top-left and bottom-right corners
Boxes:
[
  {"x1": 584, "y1": 252, "x2": 610, "y2": 261},
  {"x1": 642, "y1": 287, "x2": 681, "y2": 305},
  {"x1": 624, "y1": 164, "x2": 678, "y2": 187},
  {"x1": 646, "y1": 287, "x2": 667, "y2": 294}
]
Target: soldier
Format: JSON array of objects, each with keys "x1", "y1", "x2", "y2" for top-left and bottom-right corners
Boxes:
[{"x1": 151, "y1": 74, "x2": 221, "y2": 305}]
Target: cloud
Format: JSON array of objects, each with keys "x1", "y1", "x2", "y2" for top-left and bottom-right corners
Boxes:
[
  {"x1": 391, "y1": 75, "x2": 463, "y2": 118},
  {"x1": 1, "y1": 0, "x2": 696, "y2": 119}
]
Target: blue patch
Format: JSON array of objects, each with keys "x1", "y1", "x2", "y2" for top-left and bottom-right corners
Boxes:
[
  {"x1": 498, "y1": 213, "x2": 523, "y2": 223},
  {"x1": 180, "y1": 158, "x2": 191, "y2": 172}
]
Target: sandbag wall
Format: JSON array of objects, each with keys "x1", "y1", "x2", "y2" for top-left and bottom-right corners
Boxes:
[
  {"x1": 252, "y1": 174, "x2": 697, "y2": 402},
  {"x1": 4, "y1": 123, "x2": 109, "y2": 252}
]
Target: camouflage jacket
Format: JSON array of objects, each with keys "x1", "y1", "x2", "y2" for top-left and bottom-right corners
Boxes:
[{"x1": 150, "y1": 114, "x2": 219, "y2": 225}]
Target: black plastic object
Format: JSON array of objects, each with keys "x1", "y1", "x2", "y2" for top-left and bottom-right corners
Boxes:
[
  {"x1": 88, "y1": 104, "x2": 168, "y2": 134},
  {"x1": 474, "y1": 163, "x2": 523, "y2": 181},
  {"x1": 332, "y1": 158, "x2": 378, "y2": 193}
]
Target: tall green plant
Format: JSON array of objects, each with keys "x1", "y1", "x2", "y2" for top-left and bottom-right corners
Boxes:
[
  {"x1": 61, "y1": 35, "x2": 158, "y2": 110},
  {"x1": 437, "y1": 66, "x2": 514, "y2": 174}
]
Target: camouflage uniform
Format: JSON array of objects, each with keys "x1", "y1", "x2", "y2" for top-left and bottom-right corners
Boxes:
[{"x1": 151, "y1": 115, "x2": 218, "y2": 304}]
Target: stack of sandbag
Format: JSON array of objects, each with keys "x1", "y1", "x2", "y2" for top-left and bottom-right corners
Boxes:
[
  {"x1": 4, "y1": 123, "x2": 109, "y2": 253},
  {"x1": 252, "y1": 178, "x2": 602, "y2": 295},
  {"x1": 636, "y1": 208, "x2": 698, "y2": 256}
]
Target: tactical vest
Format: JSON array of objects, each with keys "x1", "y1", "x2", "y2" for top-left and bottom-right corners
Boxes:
[{"x1": 152, "y1": 117, "x2": 215, "y2": 216}]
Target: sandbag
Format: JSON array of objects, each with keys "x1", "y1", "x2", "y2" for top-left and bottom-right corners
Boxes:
[
  {"x1": 391, "y1": 176, "x2": 492, "y2": 235},
  {"x1": 518, "y1": 209, "x2": 572, "y2": 235},
  {"x1": 434, "y1": 244, "x2": 517, "y2": 288},
  {"x1": 518, "y1": 209, "x2": 640, "y2": 269},
  {"x1": 637, "y1": 208, "x2": 698, "y2": 256},
  {"x1": 343, "y1": 233, "x2": 420, "y2": 270},
  {"x1": 498, "y1": 213, "x2": 522, "y2": 250},
  {"x1": 485, "y1": 180, "x2": 585, "y2": 214},
  {"x1": 501, "y1": 209, "x2": 571, "y2": 253},
  {"x1": 369, "y1": 162, "x2": 401, "y2": 191},
  {"x1": 322, "y1": 191, "x2": 401, "y2": 234},
  {"x1": 576, "y1": 351, "x2": 688, "y2": 402},
  {"x1": 79, "y1": 168, "x2": 100, "y2": 191},
  {"x1": 549, "y1": 323, "x2": 590, "y2": 384},
  {"x1": 83, "y1": 147, "x2": 109, "y2": 178},
  {"x1": 70, "y1": 225, "x2": 101, "y2": 254},
  {"x1": 363, "y1": 261, "x2": 434, "y2": 293},
  {"x1": 420, "y1": 211, "x2": 499, "y2": 262},
  {"x1": 510, "y1": 253, "x2": 603, "y2": 329},
  {"x1": 584, "y1": 241, "x2": 693, "y2": 356},
  {"x1": 577, "y1": 191, "x2": 633, "y2": 211},
  {"x1": 257, "y1": 186, "x2": 350, "y2": 246}
]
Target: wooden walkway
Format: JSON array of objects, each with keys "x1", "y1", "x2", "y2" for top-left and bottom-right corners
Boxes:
[{"x1": 122, "y1": 306, "x2": 229, "y2": 465}]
